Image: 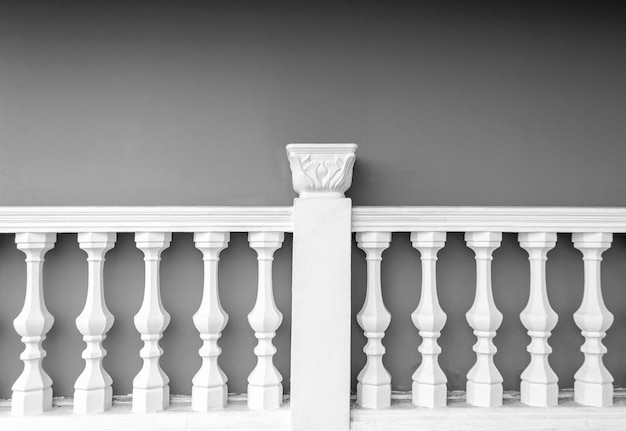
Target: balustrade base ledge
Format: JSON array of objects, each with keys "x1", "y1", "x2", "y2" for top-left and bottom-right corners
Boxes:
[{"x1": 1, "y1": 390, "x2": 625, "y2": 430}]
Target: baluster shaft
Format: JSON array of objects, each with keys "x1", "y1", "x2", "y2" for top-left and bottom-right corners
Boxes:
[
  {"x1": 465, "y1": 231, "x2": 503, "y2": 407},
  {"x1": 247, "y1": 231, "x2": 284, "y2": 410},
  {"x1": 411, "y1": 231, "x2": 447, "y2": 408},
  {"x1": 356, "y1": 231, "x2": 392, "y2": 409},
  {"x1": 518, "y1": 232, "x2": 558, "y2": 407},
  {"x1": 74, "y1": 232, "x2": 116, "y2": 414},
  {"x1": 192, "y1": 232, "x2": 230, "y2": 411},
  {"x1": 572, "y1": 232, "x2": 614, "y2": 407},
  {"x1": 12, "y1": 233, "x2": 57, "y2": 415},
  {"x1": 133, "y1": 232, "x2": 171, "y2": 413}
]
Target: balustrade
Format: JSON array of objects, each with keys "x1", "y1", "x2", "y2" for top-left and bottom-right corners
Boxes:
[{"x1": 0, "y1": 145, "x2": 626, "y2": 431}]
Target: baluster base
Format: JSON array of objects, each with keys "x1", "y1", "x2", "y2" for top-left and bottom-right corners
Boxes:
[
  {"x1": 132, "y1": 385, "x2": 170, "y2": 413},
  {"x1": 412, "y1": 382, "x2": 447, "y2": 408},
  {"x1": 575, "y1": 381, "x2": 613, "y2": 407},
  {"x1": 521, "y1": 381, "x2": 558, "y2": 407},
  {"x1": 247, "y1": 384, "x2": 282, "y2": 410},
  {"x1": 74, "y1": 387, "x2": 112, "y2": 414},
  {"x1": 357, "y1": 382, "x2": 391, "y2": 409},
  {"x1": 466, "y1": 381, "x2": 502, "y2": 407},
  {"x1": 192, "y1": 384, "x2": 227, "y2": 411},
  {"x1": 11, "y1": 388, "x2": 52, "y2": 415}
]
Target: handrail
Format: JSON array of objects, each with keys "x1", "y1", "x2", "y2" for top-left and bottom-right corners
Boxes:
[
  {"x1": 0, "y1": 206, "x2": 293, "y2": 233},
  {"x1": 352, "y1": 206, "x2": 626, "y2": 232}
]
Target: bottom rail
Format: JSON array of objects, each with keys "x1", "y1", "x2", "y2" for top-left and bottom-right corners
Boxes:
[
  {"x1": 353, "y1": 390, "x2": 626, "y2": 431},
  {"x1": 0, "y1": 395, "x2": 290, "y2": 431},
  {"x1": 2, "y1": 391, "x2": 626, "y2": 431}
]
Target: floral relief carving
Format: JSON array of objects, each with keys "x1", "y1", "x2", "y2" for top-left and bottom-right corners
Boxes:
[{"x1": 287, "y1": 144, "x2": 357, "y2": 198}]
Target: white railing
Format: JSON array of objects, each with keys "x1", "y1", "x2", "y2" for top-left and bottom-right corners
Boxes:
[
  {"x1": 0, "y1": 207, "x2": 294, "y2": 430},
  {"x1": 1, "y1": 144, "x2": 625, "y2": 431},
  {"x1": 350, "y1": 207, "x2": 626, "y2": 429}
]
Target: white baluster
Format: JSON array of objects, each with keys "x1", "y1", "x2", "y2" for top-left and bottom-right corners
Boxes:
[
  {"x1": 133, "y1": 232, "x2": 172, "y2": 413},
  {"x1": 12, "y1": 233, "x2": 56, "y2": 415},
  {"x1": 192, "y1": 232, "x2": 230, "y2": 411},
  {"x1": 247, "y1": 231, "x2": 284, "y2": 410},
  {"x1": 465, "y1": 231, "x2": 503, "y2": 407},
  {"x1": 411, "y1": 231, "x2": 447, "y2": 408},
  {"x1": 518, "y1": 232, "x2": 558, "y2": 407},
  {"x1": 572, "y1": 232, "x2": 614, "y2": 407},
  {"x1": 74, "y1": 232, "x2": 116, "y2": 414},
  {"x1": 356, "y1": 231, "x2": 392, "y2": 409}
]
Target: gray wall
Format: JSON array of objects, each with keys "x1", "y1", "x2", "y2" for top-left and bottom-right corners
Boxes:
[{"x1": 1, "y1": 1, "x2": 625, "y2": 398}]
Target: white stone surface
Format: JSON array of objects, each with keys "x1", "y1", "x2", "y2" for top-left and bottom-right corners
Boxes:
[
  {"x1": 192, "y1": 232, "x2": 230, "y2": 411},
  {"x1": 410, "y1": 231, "x2": 447, "y2": 408},
  {"x1": 290, "y1": 198, "x2": 352, "y2": 431},
  {"x1": 247, "y1": 231, "x2": 284, "y2": 410},
  {"x1": 464, "y1": 231, "x2": 503, "y2": 408},
  {"x1": 572, "y1": 232, "x2": 614, "y2": 407},
  {"x1": 74, "y1": 232, "x2": 116, "y2": 414},
  {"x1": 356, "y1": 231, "x2": 392, "y2": 409},
  {"x1": 133, "y1": 232, "x2": 172, "y2": 413},
  {"x1": 289, "y1": 143, "x2": 355, "y2": 431},
  {"x1": 12, "y1": 232, "x2": 57, "y2": 415}
]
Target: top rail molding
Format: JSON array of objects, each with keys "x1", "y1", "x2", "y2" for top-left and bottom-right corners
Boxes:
[
  {"x1": 352, "y1": 206, "x2": 626, "y2": 233},
  {"x1": 0, "y1": 207, "x2": 293, "y2": 233}
]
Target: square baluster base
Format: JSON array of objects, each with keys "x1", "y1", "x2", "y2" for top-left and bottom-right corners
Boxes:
[
  {"x1": 467, "y1": 381, "x2": 503, "y2": 407},
  {"x1": 412, "y1": 382, "x2": 447, "y2": 408},
  {"x1": 11, "y1": 388, "x2": 52, "y2": 415},
  {"x1": 132, "y1": 385, "x2": 170, "y2": 413},
  {"x1": 575, "y1": 381, "x2": 613, "y2": 407},
  {"x1": 521, "y1": 381, "x2": 558, "y2": 407},
  {"x1": 74, "y1": 387, "x2": 112, "y2": 414},
  {"x1": 247, "y1": 384, "x2": 282, "y2": 410},
  {"x1": 357, "y1": 382, "x2": 391, "y2": 409},
  {"x1": 192, "y1": 384, "x2": 227, "y2": 411}
]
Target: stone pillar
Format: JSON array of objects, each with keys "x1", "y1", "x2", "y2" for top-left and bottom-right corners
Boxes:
[{"x1": 288, "y1": 143, "x2": 357, "y2": 431}]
